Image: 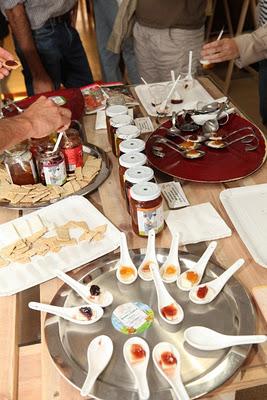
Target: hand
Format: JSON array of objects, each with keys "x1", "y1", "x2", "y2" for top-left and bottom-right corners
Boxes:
[
  {"x1": 23, "y1": 96, "x2": 71, "y2": 138},
  {"x1": 32, "y1": 75, "x2": 55, "y2": 95},
  {"x1": 0, "y1": 47, "x2": 14, "y2": 79},
  {"x1": 201, "y1": 38, "x2": 240, "y2": 63}
]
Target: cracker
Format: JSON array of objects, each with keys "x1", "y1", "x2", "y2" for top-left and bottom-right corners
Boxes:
[
  {"x1": 79, "y1": 231, "x2": 95, "y2": 242},
  {"x1": 0, "y1": 257, "x2": 9, "y2": 268},
  {"x1": 56, "y1": 226, "x2": 71, "y2": 242},
  {"x1": 75, "y1": 167, "x2": 83, "y2": 181}
]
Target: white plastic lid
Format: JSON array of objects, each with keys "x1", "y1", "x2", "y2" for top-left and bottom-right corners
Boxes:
[
  {"x1": 119, "y1": 152, "x2": 147, "y2": 169},
  {"x1": 116, "y1": 125, "x2": 140, "y2": 139},
  {"x1": 110, "y1": 114, "x2": 132, "y2": 128},
  {"x1": 119, "y1": 138, "x2": 146, "y2": 154},
  {"x1": 130, "y1": 182, "x2": 161, "y2": 202},
  {"x1": 106, "y1": 105, "x2": 128, "y2": 117},
  {"x1": 125, "y1": 166, "x2": 154, "y2": 184}
]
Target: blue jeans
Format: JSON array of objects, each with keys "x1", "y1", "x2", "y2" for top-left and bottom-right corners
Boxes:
[
  {"x1": 259, "y1": 60, "x2": 267, "y2": 125},
  {"x1": 93, "y1": 0, "x2": 140, "y2": 84},
  {"x1": 15, "y1": 21, "x2": 93, "y2": 96}
]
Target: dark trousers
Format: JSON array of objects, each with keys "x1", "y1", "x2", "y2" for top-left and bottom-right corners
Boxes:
[
  {"x1": 15, "y1": 20, "x2": 93, "y2": 96},
  {"x1": 259, "y1": 59, "x2": 267, "y2": 125}
]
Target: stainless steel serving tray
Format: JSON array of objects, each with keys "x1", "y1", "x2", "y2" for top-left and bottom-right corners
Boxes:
[
  {"x1": 0, "y1": 143, "x2": 110, "y2": 210},
  {"x1": 44, "y1": 249, "x2": 255, "y2": 399}
]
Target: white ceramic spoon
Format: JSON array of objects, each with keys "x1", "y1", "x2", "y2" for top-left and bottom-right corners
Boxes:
[
  {"x1": 183, "y1": 50, "x2": 194, "y2": 89},
  {"x1": 160, "y1": 232, "x2": 180, "y2": 283},
  {"x1": 184, "y1": 326, "x2": 267, "y2": 351},
  {"x1": 80, "y1": 335, "x2": 113, "y2": 397},
  {"x1": 138, "y1": 229, "x2": 159, "y2": 282},
  {"x1": 189, "y1": 258, "x2": 245, "y2": 304},
  {"x1": 152, "y1": 342, "x2": 190, "y2": 400},
  {"x1": 150, "y1": 263, "x2": 184, "y2": 325},
  {"x1": 28, "y1": 301, "x2": 103, "y2": 325},
  {"x1": 177, "y1": 241, "x2": 217, "y2": 291},
  {"x1": 123, "y1": 337, "x2": 150, "y2": 400},
  {"x1": 55, "y1": 269, "x2": 113, "y2": 308},
  {"x1": 116, "y1": 232, "x2": 137, "y2": 285}
]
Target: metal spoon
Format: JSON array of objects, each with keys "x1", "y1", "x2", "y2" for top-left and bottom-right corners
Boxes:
[
  {"x1": 184, "y1": 326, "x2": 267, "y2": 351},
  {"x1": 166, "y1": 111, "x2": 181, "y2": 137},
  {"x1": 153, "y1": 135, "x2": 204, "y2": 159},
  {"x1": 116, "y1": 232, "x2": 138, "y2": 285},
  {"x1": 206, "y1": 133, "x2": 259, "y2": 151}
]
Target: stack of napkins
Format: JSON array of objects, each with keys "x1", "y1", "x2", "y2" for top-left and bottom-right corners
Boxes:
[{"x1": 164, "y1": 202, "x2": 231, "y2": 245}]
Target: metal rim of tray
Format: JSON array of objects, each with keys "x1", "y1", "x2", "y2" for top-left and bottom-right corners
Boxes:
[{"x1": 44, "y1": 249, "x2": 255, "y2": 400}]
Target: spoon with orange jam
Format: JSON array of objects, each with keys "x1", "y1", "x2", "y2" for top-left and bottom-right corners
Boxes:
[
  {"x1": 177, "y1": 241, "x2": 217, "y2": 291},
  {"x1": 138, "y1": 229, "x2": 159, "y2": 281},
  {"x1": 116, "y1": 232, "x2": 137, "y2": 285},
  {"x1": 160, "y1": 232, "x2": 180, "y2": 283}
]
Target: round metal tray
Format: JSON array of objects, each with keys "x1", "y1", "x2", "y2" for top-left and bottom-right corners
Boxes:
[
  {"x1": 0, "y1": 143, "x2": 110, "y2": 210},
  {"x1": 44, "y1": 249, "x2": 255, "y2": 399}
]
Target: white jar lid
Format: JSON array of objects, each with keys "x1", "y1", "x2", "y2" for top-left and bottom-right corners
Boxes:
[
  {"x1": 119, "y1": 138, "x2": 145, "y2": 154},
  {"x1": 116, "y1": 125, "x2": 140, "y2": 139},
  {"x1": 125, "y1": 166, "x2": 154, "y2": 184},
  {"x1": 119, "y1": 152, "x2": 147, "y2": 169},
  {"x1": 110, "y1": 114, "x2": 132, "y2": 128},
  {"x1": 130, "y1": 182, "x2": 161, "y2": 202},
  {"x1": 106, "y1": 105, "x2": 128, "y2": 117}
]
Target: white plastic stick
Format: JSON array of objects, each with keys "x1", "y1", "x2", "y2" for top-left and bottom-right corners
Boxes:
[{"x1": 52, "y1": 131, "x2": 64, "y2": 153}]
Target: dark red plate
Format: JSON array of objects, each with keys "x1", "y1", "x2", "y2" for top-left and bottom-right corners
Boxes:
[
  {"x1": 3, "y1": 88, "x2": 85, "y2": 121},
  {"x1": 146, "y1": 114, "x2": 267, "y2": 183}
]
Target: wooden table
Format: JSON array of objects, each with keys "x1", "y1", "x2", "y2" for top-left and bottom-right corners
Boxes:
[{"x1": 0, "y1": 77, "x2": 267, "y2": 400}]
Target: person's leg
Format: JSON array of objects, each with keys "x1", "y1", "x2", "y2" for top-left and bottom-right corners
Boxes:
[
  {"x1": 121, "y1": 36, "x2": 141, "y2": 84},
  {"x1": 258, "y1": 59, "x2": 267, "y2": 125}
]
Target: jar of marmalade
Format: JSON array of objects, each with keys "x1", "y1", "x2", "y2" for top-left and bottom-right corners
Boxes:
[
  {"x1": 115, "y1": 125, "x2": 140, "y2": 157},
  {"x1": 119, "y1": 152, "x2": 147, "y2": 197},
  {"x1": 4, "y1": 142, "x2": 38, "y2": 185},
  {"x1": 129, "y1": 182, "x2": 164, "y2": 237},
  {"x1": 124, "y1": 166, "x2": 155, "y2": 213},
  {"x1": 106, "y1": 105, "x2": 128, "y2": 145},
  {"x1": 61, "y1": 128, "x2": 83, "y2": 173},
  {"x1": 38, "y1": 148, "x2": 67, "y2": 186},
  {"x1": 119, "y1": 138, "x2": 146, "y2": 156},
  {"x1": 110, "y1": 114, "x2": 133, "y2": 156}
]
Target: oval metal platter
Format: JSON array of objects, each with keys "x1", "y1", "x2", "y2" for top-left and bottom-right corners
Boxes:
[{"x1": 44, "y1": 249, "x2": 255, "y2": 399}]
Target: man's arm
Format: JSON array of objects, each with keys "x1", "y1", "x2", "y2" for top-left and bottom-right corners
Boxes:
[
  {"x1": 5, "y1": 3, "x2": 54, "y2": 94},
  {"x1": 0, "y1": 96, "x2": 71, "y2": 152}
]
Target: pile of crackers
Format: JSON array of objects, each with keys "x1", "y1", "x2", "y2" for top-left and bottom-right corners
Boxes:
[
  {"x1": 0, "y1": 155, "x2": 102, "y2": 206},
  {"x1": 0, "y1": 219, "x2": 107, "y2": 268}
]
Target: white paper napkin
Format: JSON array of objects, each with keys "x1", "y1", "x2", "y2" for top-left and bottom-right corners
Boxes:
[
  {"x1": 164, "y1": 202, "x2": 231, "y2": 245},
  {"x1": 95, "y1": 108, "x2": 134, "y2": 130}
]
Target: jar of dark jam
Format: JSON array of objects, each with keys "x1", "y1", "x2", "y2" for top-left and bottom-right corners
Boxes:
[
  {"x1": 105, "y1": 105, "x2": 128, "y2": 145},
  {"x1": 115, "y1": 125, "x2": 140, "y2": 157},
  {"x1": 110, "y1": 114, "x2": 133, "y2": 156},
  {"x1": 119, "y1": 138, "x2": 146, "y2": 156},
  {"x1": 61, "y1": 128, "x2": 83, "y2": 173},
  {"x1": 129, "y1": 182, "x2": 164, "y2": 237},
  {"x1": 124, "y1": 166, "x2": 155, "y2": 213},
  {"x1": 30, "y1": 136, "x2": 52, "y2": 159},
  {"x1": 118, "y1": 152, "x2": 147, "y2": 198},
  {"x1": 4, "y1": 142, "x2": 38, "y2": 185},
  {"x1": 38, "y1": 148, "x2": 67, "y2": 186}
]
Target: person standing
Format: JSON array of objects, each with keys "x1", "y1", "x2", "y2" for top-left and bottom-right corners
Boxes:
[{"x1": 0, "y1": 1, "x2": 94, "y2": 96}]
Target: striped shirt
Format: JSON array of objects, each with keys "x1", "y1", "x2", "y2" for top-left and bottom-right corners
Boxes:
[
  {"x1": 259, "y1": 0, "x2": 267, "y2": 26},
  {"x1": 0, "y1": 0, "x2": 76, "y2": 30}
]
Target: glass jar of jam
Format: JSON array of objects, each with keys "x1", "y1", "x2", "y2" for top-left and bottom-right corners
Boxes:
[
  {"x1": 4, "y1": 142, "x2": 38, "y2": 185},
  {"x1": 61, "y1": 128, "x2": 83, "y2": 173},
  {"x1": 119, "y1": 138, "x2": 146, "y2": 156},
  {"x1": 115, "y1": 125, "x2": 140, "y2": 157},
  {"x1": 129, "y1": 182, "x2": 164, "y2": 237},
  {"x1": 30, "y1": 135, "x2": 52, "y2": 159},
  {"x1": 38, "y1": 147, "x2": 67, "y2": 186},
  {"x1": 110, "y1": 114, "x2": 133, "y2": 156},
  {"x1": 124, "y1": 166, "x2": 155, "y2": 213},
  {"x1": 106, "y1": 105, "x2": 128, "y2": 145},
  {"x1": 119, "y1": 152, "x2": 147, "y2": 198}
]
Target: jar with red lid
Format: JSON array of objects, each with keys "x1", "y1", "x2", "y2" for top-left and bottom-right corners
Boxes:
[
  {"x1": 61, "y1": 128, "x2": 83, "y2": 173},
  {"x1": 119, "y1": 138, "x2": 146, "y2": 156},
  {"x1": 119, "y1": 152, "x2": 147, "y2": 197},
  {"x1": 106, "y1": 105, "x2": 128, "y2": 145},
  {"x1": 124, "y1": 166, "x2": 155, "y2": 213},
  {"x1": 4, "y1": 142, "x2": 38, "y2": 185},
  {"x1": 129, "y1": 182, "x2": 164, "y2": 236},
  {"x1": 38, "y1": 147, "x2": 67, "y2": 186},
  {"x1": 115, "y1": 125, "x2": 140, "y2": 157},
  {"x1": 110, "y1": 114, "x2": 133, "y2": 156}
]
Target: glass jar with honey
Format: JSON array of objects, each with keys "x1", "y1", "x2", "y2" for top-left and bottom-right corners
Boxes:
[{"x1": 4, "y1": 142, "x2": 38, "y2": 185}]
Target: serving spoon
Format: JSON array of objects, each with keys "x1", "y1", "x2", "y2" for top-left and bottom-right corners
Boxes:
[
  {"x1": 116, "y1": 232, "x2": 138, "y2": 285},
  {"x1": 138, "y1": 229, "x2": 159, "y2": 281},
  {"x1": 177, "y1": 241, "x2": 217, "y2": 291},
  {"x1": 153, "y1": 135, "x2": 205, "y2": 160},
  {"x1": 160, "y1": 232, "x2": 181, "y2": 283},
  {"x1": 189, "y1": 258, "x2": 245, "y2": 304},
  {"x1": 206, "y1": 133, "x2": 259, "y2": 151},
  {"x1": 28, "y1": 301, "x2": 103, "y2": 325},
  {"x1": 184, "y1": 326, "x2": 267, "y2": 351},
  {"x1": 152, "y1": 342, "x2": 189, "y2": 400},
  {"x1": 80, "y1": 335, "x2": 113, "y2": 397},
  {"x1": 123, "y1": 337, "x2": 150, "y2": 400}
]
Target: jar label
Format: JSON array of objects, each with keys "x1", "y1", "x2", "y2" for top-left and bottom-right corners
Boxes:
[
  {"x1": 62, "y1": 145, "x2": 83, "y2": 172},
  {"x1": 43, "y1": 160, "x2": 67, "y2": 186},
  {"x1": 136, "y1": 203, "x2": 164, "y2": 236}
]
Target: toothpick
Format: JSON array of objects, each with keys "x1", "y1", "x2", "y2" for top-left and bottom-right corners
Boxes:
[{"x1": 217, "y1": 27, "x2": 224, "y2": 41}]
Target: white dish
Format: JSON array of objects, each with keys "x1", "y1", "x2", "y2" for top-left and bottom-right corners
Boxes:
[
  {"x1": 220, "y1": 184, "x2": 267, "y2": 268},
  {"x1": 0, "y1": 196, "x2": 121, "y2": 295}
]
